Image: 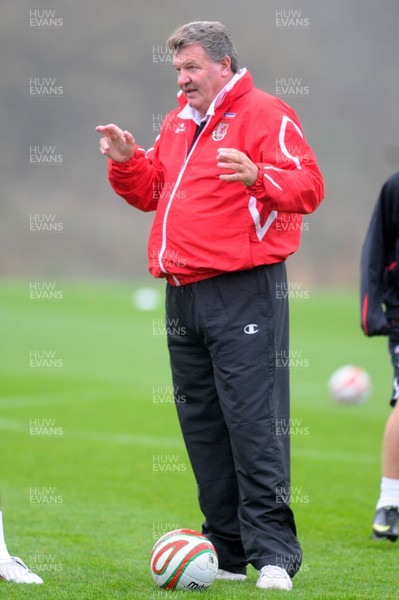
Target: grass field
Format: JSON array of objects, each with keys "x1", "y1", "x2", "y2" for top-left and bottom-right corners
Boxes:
[{"x1": 0, "y1": 279, "x2": 397, "y2": 599}]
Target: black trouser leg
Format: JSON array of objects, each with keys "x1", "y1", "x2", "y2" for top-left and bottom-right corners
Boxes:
[
  {"x1": 166, "y1": 263, "x2": 302, "y2": 577},
  {"x1": 166, "y1": 290, "x2": 247, "y2": 573}
]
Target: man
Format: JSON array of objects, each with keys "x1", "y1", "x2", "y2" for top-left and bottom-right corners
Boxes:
[
  {"x1": 97, "y1": 21, "x2": 324, "y2": 591},
  {"x1": 361, "y1": 171, "x2": 399, "y2": 542},
  {"x1": 0, "y1": 508, "x2": 43, "y2": 584}
]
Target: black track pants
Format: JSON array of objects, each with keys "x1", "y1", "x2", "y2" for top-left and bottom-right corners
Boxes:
[{"x1": 166, "y1": 263, "x2": 302, "y2": 577}]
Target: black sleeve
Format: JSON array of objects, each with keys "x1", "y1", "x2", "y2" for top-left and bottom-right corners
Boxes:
[{"x1": 360, "y1": 173, "x2": 399, "y2": 336}]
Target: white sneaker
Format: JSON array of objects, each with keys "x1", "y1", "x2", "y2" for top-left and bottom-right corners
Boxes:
[
  {"x1": 0, "y1": 556, "x2": 43, "y2": 584},
  {"x1": 256, "y1": 565, "x2": 292, "y2": 590},
  {"x1": 215, "y1": 568, "x2": 247, "y2": 581}
]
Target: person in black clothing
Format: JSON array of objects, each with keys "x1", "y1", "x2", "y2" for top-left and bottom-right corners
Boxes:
[{"x1": 360, "y1": 171, "x2": 399, "y2": 540}]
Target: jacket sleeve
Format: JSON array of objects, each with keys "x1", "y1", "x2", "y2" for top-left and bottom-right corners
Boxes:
[
  {"x1": 360, "y1": 178, "x2": 399, "y2": 336},
  {"x1": 246, "y1": 108, "x2": 324, "y2": 215},
  {"x1": 107, "y1": 141, "x2": 164, "y2": 213}
]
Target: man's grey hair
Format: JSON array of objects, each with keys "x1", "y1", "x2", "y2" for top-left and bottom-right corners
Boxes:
[{"x1": 167, "y1": 21, "x2": 239, "y2": 73}]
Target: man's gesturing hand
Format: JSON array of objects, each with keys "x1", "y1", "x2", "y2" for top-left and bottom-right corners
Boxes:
[
  {"x1": 217, "y1": 148, "x2": 259, "y2": 187},
  {"x1": 96, "y1": 124, "x2": 135, "y2": 163}
]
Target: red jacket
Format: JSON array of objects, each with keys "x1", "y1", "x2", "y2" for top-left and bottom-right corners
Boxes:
[{"x1": 108, "y1": 69, "x2": 324, "y2": 286}]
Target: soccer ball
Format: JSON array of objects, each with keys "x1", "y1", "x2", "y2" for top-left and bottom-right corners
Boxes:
[
  {"x1": 131, "y1": 287, "x2": 160, "y2": 311},
  {"x1": 149, "y1": 529, "x2": 218, "y2": 591},
  {"x1": 328, "y1": 365, "x2": 371, "y2": 404}
]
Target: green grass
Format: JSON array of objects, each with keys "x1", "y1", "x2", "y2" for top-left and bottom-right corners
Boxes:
[{"x1": 0, "y1": 280, "x2": 396, "y2": 599}]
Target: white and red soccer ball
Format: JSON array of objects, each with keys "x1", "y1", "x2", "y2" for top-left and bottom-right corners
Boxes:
[
  {"x1": 328, "y1": 365, "x2": 371, "y2": 404},
  {"x1": 149, "y1": 529, "x2": 218, "y2": 591}
]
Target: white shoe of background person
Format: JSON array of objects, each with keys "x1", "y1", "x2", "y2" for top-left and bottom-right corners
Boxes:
[{"x1": 0, "y1": 556, "x2": 43, "y2": 584}]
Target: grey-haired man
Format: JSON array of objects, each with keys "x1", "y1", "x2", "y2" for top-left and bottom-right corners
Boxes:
[{"x1": 97, "y1": 21, "x2": 324, "y2": 591}]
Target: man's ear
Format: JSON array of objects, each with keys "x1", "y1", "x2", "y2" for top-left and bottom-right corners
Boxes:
[{"x1": 219, "y1": 55, "x2": 232, "y2": 77}]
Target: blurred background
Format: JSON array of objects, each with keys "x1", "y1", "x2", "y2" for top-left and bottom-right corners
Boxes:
[{"x1": 1, "y1": 0, "x2": 398, "y2": 288}]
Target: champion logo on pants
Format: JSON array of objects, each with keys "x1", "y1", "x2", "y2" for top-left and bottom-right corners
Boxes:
[{"x1": 244, "y1": 324, "x2": 259, "y2": 334}]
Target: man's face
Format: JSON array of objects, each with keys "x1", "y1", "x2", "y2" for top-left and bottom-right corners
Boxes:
[{"x1": 173, "y1": 44, "x2": 233, "y2": 116}]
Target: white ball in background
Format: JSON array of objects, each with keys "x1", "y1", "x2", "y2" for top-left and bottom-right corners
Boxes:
[
  {"x1": 328, "y1": 365, "x2": 371, "y2": 405},
  {"x1": 131, "y1": 287, "x2": 161, "y2": 311}
]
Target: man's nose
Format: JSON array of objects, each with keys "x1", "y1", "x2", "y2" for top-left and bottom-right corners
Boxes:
[{"x1": 178, "y1": 71, "x2": 191, "y2": 87}]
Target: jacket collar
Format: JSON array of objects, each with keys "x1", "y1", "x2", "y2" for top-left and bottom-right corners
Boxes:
[{"x1": 177, "y1": 68, "x2": 252, "y2": 124}]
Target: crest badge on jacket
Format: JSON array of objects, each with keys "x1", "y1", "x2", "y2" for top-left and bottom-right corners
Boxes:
[{"x1": 212, "y1": 122, "x2": 229, "y2": 141}]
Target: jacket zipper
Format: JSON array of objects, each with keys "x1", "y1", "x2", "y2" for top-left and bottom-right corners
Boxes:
[{"x1": 158, "y1": 118, "x2": 211, "y2": 285}]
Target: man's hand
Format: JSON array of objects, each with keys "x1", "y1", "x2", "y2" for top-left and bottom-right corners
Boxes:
[
  {"x1": 217, "y1": 148, "x2": 259, "y2": 187},
  {"x1": 96, "y1": 124, "x2": 136, "y2": 163}
]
